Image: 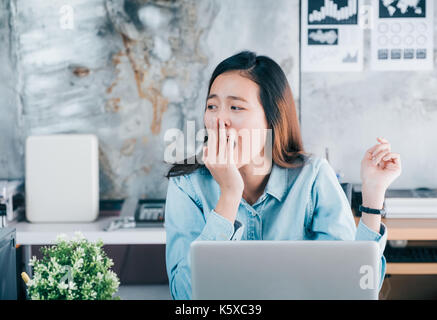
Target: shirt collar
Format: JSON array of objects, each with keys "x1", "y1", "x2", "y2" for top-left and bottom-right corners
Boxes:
[{"x1": 265, "y1": 162, "x2": 289, "y2": 202}]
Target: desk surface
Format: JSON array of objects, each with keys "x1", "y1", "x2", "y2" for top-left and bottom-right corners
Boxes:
[
  {"x1": 9, "y1": 216, "x2": 166, "y2": 245},
  {"x1": 10, "y1": 216, "x2": 437, "y2": 245}
]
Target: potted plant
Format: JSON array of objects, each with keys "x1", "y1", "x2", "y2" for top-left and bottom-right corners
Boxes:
[{"x1": 21, "y1": 232, "x2": 120, "y2": 300}]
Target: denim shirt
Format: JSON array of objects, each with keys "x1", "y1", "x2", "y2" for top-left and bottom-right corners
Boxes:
[{"x1": 164, "y1": 156, "x2": 387, "y2": 300}]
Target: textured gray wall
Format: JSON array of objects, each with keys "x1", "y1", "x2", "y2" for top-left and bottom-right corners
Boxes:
[
  {"x1": 0, "y1": 0, "x2": 21, "y2": 179},
  {"x1": 0, "y1": 0, "x2": 300, "y2": 199},
  {"x1": 301, "y1": 3, "x2": 437, "y2": 189},
  {"x1": 0, "y1": 0, "x2": 435, "y2": 201}
]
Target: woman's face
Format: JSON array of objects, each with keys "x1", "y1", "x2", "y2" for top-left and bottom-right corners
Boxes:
[{"x1": 204, "y1": 71, "x2": 269, "y2": 168}]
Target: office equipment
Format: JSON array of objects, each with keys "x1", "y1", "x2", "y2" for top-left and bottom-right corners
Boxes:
[
  {"x1": 0, "y1": 228, "x2": 17, "y2": 300},
  {"x1": 104, "y1": 199, "x2": 165, "y2": 231},
  {"x1": 99, "y1": 199, "x2": 124, "y2": 217},
  {"x1": 0, "y1": 180, "x2": 25, "y2": 226},
  {"x1": 384, "y1": 242, "x2": 437, "y2": 263},
  {"x1": 351, "y1": 185, "x2": 437, "y2": 218},
  {"x1": 384, "y1": 188, "x2": 437, "y2": 219},
  {"x1": 191, "y1": 241, "x2": 380, "y2": 300},
  {"x1": 0, "y1": 194, "x2": 5, "y2": 229},
  {"x1": 341, "y1": 182, "x2": 352, "y2": 206},
  {"x1": 135, "y1": 199, "x2": 165, "y2": 226},
  {"x1": 25, "y1": 134, "x2": 99, "y2": 222}
]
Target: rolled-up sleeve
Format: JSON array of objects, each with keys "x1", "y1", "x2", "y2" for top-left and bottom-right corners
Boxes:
[
  {"x1": 356, "y1": 219, "x2": 388, "y2": 291},
  {"x1": 198, "y1": 209, "x2": 243, "y2": 241},
  {"x1": 165, "y1": 175, "x2": 243, "y2": 300}
]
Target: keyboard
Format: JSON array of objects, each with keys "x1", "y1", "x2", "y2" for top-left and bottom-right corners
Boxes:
[{"x1": 384, "y1": 245, "x2": 437, "y2": 263}]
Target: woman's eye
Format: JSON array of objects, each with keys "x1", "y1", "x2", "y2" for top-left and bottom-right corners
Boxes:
[
  {"x1": 231, "y1": 106, "x2": 243, "y2": 111},
  {"x1": 207, "y1": 105, "x2": 217, "y2": 110}
]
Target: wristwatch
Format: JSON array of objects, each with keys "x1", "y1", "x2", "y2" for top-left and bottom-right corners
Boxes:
[{"x1": 358, "y1": 204, "x2": 386, "y2": 217}]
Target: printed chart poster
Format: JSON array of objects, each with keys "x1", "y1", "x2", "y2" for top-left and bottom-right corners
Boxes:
[
  {"x1": 371, "y1": 0, "x2": 434, "y2": 71},
  {"x1": 302, "y1": 0, "x2": 364, "y2": 72}
]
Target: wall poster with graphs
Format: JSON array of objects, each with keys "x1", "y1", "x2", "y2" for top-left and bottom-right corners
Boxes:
[
  {"x1": 370, "y1": 0, "x2": 434, "y2": 71},
  {"x1": 301, "y1": 0, "x2": 364, "y2": 72}
]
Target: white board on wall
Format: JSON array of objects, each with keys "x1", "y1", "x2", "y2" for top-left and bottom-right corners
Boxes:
[
  {"x1": 301, "y1": 0, "x2": 364, "y2": 72},
  {"x1": 370, "y1": 0, "x2": 434, "y2": 71}
]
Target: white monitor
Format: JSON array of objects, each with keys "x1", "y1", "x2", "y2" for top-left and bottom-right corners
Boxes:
[{"x1": 25, "y1": 134, "x2": 99, "y2": 223}]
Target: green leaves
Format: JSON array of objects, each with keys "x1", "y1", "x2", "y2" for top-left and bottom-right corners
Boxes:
[{"x1": 27, "y1": 232, "x2": 120, "y2": 300}]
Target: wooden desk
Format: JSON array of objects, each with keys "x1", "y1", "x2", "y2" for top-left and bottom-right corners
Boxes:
[
  {"x1": 354, "y1": 217, "x2": 437, "y2": 275},
  {"x1": 386, "y1": 263, "x2": 437, "y2": 275}
]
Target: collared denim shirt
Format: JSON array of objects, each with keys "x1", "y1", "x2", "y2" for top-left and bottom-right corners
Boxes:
[{"x1": 165, "y1": 156, "x2": 387, "y2": 300}]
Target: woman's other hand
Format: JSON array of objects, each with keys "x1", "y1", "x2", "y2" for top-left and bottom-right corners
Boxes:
[
  {"x1": 360, "y1": 137, "x2": 402, "y2": 215},
  {"x1": 361, "y1": 137, "x2": 402, "y2": 193}
]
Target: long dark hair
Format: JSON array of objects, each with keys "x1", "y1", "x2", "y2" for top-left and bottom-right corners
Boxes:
[{"x1": 166, "y1": 50, "x2": 307, "y2": 178}]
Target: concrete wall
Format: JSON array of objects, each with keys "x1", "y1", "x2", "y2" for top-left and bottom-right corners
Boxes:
[
  {"x1": 0, "y1": 0, "x2": 435, "y2": 201},
  {"x1": 0, "y1": 0, "x2": 21, "y2": 179},
  {"x1": 301, "y1": 2, "x2": 437, "y2": 189},
  {"x1": 0, "y1": 0, "x2": 300, "y2": 199}
]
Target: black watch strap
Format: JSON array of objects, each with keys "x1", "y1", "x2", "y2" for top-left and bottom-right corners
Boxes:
[{"x1": 359, "y1": 204, "x2": 386, "y2": 216}]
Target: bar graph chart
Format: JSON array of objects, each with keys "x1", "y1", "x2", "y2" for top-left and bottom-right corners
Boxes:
[
  {"x1": 308, "y1": 0, "x2": 358, "y2": 25},
  {"x1": 302, "y1": 0, "x2": 364, "y2": 72}
]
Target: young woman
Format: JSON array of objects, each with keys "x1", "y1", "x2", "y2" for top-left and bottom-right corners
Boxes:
[{"x1": 164, "y1": 51, "x2": 402, "y2": 300}]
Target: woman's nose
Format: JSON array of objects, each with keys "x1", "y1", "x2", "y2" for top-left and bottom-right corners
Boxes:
[{"x1": 217, "y1": 116, "x2": 231, "y2": 128}]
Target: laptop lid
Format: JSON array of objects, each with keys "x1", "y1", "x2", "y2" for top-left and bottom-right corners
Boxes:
[{"x1": 191, "y1": 240, "x2": 380, "y2": 300}]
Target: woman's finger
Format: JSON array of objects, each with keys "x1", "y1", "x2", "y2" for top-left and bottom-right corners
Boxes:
[
  {"x1": 206, "y1": 127, "x2": 217, "y2": 161},
  {"x1": 227, "y1": 129, "x2": 236, "y2": 165},
  {"x1": 202, "y1": 146, "x2": 208, "y2": 165},
  {"x1": 372, "y1": 149, "x2": 391, "y2": 165},
  {"x1": 365, "y1": 137, "x2": 390, "y2": 157},
  {"x1": 384, "y1": 162, "x2": 401, "y2": 171},
  {"x1": 366, "y1": 144, "x2": 382, "y2": 158},
  {"x1": 218, "y1": 119, "x2": 227, "y2": 164},
  {"x1": 377, "y1": 137, "x2": 389, "y2": 144},
  {"x1": 381, "y1": 153, "x2": 401, "y2": 171},
  {"x1": 383, "y1": 152, "x2": 401, "y2": 164},
  {"x1": 369, "y1": 143, "x2": 391, "y2": 159},
  {"x1": 214, "y1": 117, "x2": 219, "y2": 158}
]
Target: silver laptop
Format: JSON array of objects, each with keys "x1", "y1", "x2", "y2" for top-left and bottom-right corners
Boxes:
[{"x1": 191, "y1": 241, "x2": 380, "y2": 300}]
